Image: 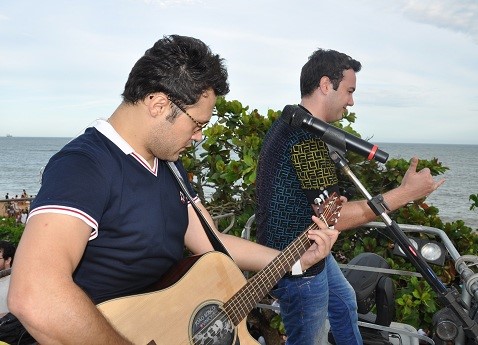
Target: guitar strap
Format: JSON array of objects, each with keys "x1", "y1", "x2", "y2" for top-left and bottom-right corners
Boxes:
[{"x1": 167, "y1": 161, "x2": 232, "y2": 258}]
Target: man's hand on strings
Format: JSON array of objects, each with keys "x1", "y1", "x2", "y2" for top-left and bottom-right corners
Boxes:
[{"x1": 299, "y1": 216, "x2": 339, "y2": 270}]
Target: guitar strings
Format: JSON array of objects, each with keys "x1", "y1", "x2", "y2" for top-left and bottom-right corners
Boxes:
[
  {"x1": 181, "y1": 196, "x2": 341, "y2": 345},
  {"x1": 320, "y1": 195, "x2": 340, "y2": 227}
]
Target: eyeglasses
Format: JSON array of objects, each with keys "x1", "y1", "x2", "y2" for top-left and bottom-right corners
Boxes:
[{"x1": 167, "y1": 96, "x2": 209, "y2": 133}]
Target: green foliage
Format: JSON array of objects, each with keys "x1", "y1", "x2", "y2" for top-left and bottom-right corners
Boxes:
[
  {"x1": 0, "y1": 217, "x2": 24, "y2": 245},
  {"x1": 443, "y1": 219, "x2": 478, "y2": 255},
  {"x1": 395, "y1": 276, "x2": 438, "y2": 328},
  {"x1": 182, "y1": 97, "x2": 280, "y2": 236},
  {"x1": 470, "y1": 193, "x2": 478, "y2": 211},
  {"x1": 2, "y1": 96, "x2": 475, "y2": 335},
  {"x1": 181, "y1": 97, "x2": 478, "y2": 334},
  {"x1": 270, "y1": 314, "x2": 286, "y2": 335}
]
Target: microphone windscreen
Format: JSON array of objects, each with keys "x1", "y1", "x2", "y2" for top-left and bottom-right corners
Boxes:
[
  {"x1": 281, "y1": 105, "x2": 295, "y2": 124},
  {"x1": 281, "y1": 105, "x2": 308, "y2": 127},
  {"x1": 290, "y1": 109, "x2": 307, "y2": 128}
]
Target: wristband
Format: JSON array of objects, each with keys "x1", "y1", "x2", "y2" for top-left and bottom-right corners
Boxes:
[{"x1": 291, "y1": 259, "x2": 303, "y2": 275}]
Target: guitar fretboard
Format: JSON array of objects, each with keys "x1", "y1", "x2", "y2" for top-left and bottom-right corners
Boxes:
[
  {"x1": 223, "y1": 192, "x2": 340, "y2": 325},
  {"x1": 224, "y1": 223, "x2": 318, "y2": 324}
]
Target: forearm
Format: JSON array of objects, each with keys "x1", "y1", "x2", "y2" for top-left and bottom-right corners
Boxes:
[
  {"x1": 186, "y1": 202, "x2": 280, "y2": 271},
  {"x1": 220, "y1": 233, "x2": 280, "y2": 272},
  {"x1": 334, "y1": 186, "x2": 411, "y2": 231},
  {"x1": 218, "y1": 222, "x2": 337, "y2": 273},
  {"x1": 9, "y1": 215, "x2": 132, "y2": 344},
  {"x1": 10, "y1": 278, "x2": 132, "y2": 344},
  {"x1": 188, "y1": 203, "x2": 333, "y2": 273}
]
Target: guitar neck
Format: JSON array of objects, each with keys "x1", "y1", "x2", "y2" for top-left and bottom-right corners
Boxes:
[
  {"x1": 224, "y1": 192, "x2": 341, "y2": 325},
  {"x1": 224, "y1": 222, "x2": 318, "y2": 324}
]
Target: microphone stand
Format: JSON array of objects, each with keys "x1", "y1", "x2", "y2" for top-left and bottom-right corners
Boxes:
[{"x1": 326, "y1": 144, "x2": 478, "y2": 341}]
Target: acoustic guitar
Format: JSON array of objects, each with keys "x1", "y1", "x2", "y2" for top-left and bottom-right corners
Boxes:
[{"x1": 98, "y1": 193, "x2": 342, "y2": 345}]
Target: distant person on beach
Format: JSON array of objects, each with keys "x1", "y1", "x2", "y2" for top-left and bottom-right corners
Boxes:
[
  {"x1": 6, "y1": 203, "x2": 15, "y2": 218},
  {"x1": 4, "y1": 193, "x2": 8, "y2": 200},
  {"x1": 8, "y1": 35, "x2": 339, "y2": 344},
  {"x1": 255, "y1": 48, "x2": 445, "y2": 345},
  {"x1": 20, "y1": 209, "x2": 28, "y2": 224}
]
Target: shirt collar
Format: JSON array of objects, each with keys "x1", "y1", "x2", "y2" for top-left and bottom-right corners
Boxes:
[
  {"x1": 94, "y1": 119, "x2": 134, "y2": 155},
  {"x1": 93, "y1": 119, "x2": 158, "y2": 175}
]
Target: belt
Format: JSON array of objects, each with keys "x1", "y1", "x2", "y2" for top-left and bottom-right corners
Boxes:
[{"x1": 283, "y1": 259, "x2": 325, "y2": 278}]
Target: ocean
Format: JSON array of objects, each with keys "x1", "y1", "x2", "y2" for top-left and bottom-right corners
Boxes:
[
  {"x1": 1, "y1": 137, "x2": 477, "y2": 229},
  {"x1": 0, "y1": 137, "x2": 71, "y2": 200},
  {"x1": 377, "y1": 142, "x2": 478, "y2": 230}
]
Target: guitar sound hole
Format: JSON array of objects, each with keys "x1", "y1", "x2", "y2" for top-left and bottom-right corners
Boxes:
[{"x1": 190, "y1": 302, "x2": 238, "y2": 345}]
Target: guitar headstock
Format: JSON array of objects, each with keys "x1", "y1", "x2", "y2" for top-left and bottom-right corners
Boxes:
[{"x1": 312, "y1": 192, "x2": 342, "y2": 227}]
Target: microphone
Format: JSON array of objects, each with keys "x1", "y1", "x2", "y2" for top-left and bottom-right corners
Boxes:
[{"x1": 282, "y1": 105, "x2": 389, "y2": 163}]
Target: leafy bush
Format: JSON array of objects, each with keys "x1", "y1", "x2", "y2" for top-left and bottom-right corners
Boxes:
[
  {"x1": 0, "y1": 217, "x2": 25, "y2": 245},
  {"x1": 182, "y1": 96, "x2": 478, "y2": 333},
  {"x1": 3, "y1": 96, "x2": 476, "y2": 335},
  {"x1": 470, "y1": 193, "x2": 478, "y2": 211},
  {"x1": 182, "y1": 97, "x2": 280, "y2": 237}
]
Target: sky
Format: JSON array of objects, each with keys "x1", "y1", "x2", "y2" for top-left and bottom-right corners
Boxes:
[{"x1": 1, "y1": 0, "x2": 477, "y2": 144}]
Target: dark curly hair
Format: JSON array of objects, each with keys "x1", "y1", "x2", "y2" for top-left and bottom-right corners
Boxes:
[
  {"x1": 122, "y1": 34, "x2": 230, "y2": 109},
  {"x1": 300, "y1": 48, "x2": 361, "y2": 97},
  {"x1": 0, "y1": 240, "x2": 16, "y2": 266}
]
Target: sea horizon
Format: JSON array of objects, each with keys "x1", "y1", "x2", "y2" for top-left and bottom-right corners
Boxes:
[
  {"x1": 1, "y1": 137, "x2": 477, "y2": 229},
  {"x1": 4, "y1": 135, "x2": 478, "y2": 146}
]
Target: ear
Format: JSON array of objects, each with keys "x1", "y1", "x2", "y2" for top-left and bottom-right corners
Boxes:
[
  {"x1": 319, "y1": 76, "x2": 332, "y2": 94},
  {"x1": 145, "y1": 93, "x2": 170, "y2": 118},
  {"x1": 5, "y1": 257, "x2": 12, "y2": 269}
]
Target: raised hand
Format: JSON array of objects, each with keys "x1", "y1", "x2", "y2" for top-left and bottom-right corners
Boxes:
[{"x1": 399, "y1": 157, "x2": 445, "y2": 201}]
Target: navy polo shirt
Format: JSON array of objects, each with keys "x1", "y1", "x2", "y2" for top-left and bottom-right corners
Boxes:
[{"x1": 29, "y1": 120, "x2": 195, "y2": 303}]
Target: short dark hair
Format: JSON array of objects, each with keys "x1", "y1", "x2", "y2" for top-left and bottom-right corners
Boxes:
[
  {"x1": 300, "y1": 48, "x2": 361, "y2": 97},
  {"x1": 121, "y1": 34, "x2": 230, "y2": 109},
  {"x1": 0, "y1": 240, "x2": 16, "y2": 266}
]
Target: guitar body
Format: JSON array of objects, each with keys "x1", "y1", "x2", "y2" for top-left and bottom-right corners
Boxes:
[
  {"x1": 97, "y1": 252, "x2": 259, "y2": 345},
  {"x1": 98, "y1": 195, "x2": 342, "y2": 345}
]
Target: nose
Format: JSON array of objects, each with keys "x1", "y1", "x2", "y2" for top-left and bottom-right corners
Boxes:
[{"x1": 191, "y1": 130, "x2": 204, "y2": 141}]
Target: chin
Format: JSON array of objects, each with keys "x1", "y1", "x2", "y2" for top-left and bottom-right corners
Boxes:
[{"x1": 171, "y1": 153, "x2": 181, "y2": 161}]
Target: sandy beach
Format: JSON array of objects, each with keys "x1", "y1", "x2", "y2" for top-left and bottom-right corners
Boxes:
[{"x1": 0, "y1": 198, "x2": 31, "y2": 218}]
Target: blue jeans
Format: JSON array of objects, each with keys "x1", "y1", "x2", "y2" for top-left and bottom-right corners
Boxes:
[{"x1": 271, "y1": 254, "x2": 362, "y2": 345}]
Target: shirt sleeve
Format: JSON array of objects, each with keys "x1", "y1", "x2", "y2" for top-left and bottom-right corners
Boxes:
[{"x1": 29, "y1": 150, "x2": 110, "y2": 233}]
